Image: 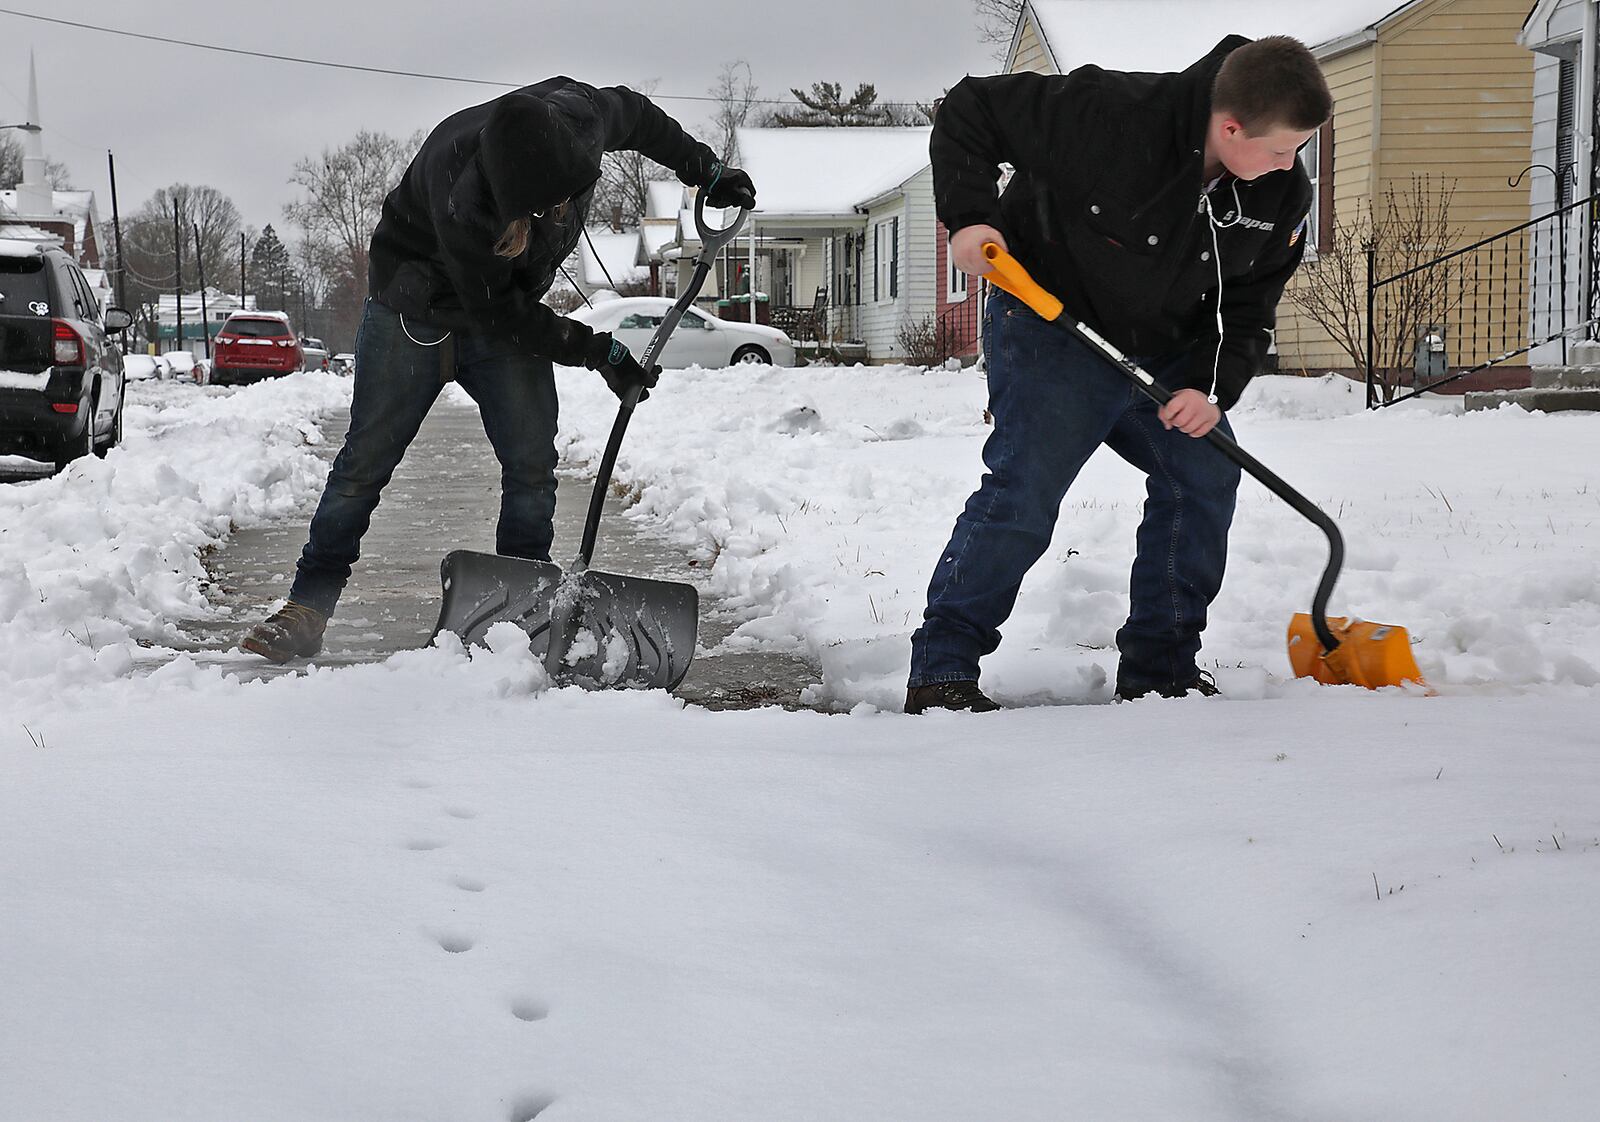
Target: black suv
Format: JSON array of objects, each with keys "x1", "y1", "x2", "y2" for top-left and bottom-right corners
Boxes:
[{"x1": 0, "y1": 239, "x2": 133, "y2": 472}]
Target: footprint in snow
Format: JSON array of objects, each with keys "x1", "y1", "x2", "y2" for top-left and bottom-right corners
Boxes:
[{"x1": 509, "y1": 996, "x2": 549, "y2": 1023}]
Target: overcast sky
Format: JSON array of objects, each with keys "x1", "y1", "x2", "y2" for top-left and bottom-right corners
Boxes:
[{"x1": 1, "y1": 0, "x2": 999, "y2": 235}]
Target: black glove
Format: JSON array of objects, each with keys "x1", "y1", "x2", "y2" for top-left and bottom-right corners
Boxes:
[
  {"x1": 683, "y1": 152, "x2": 756, "y2": 211},
  {"x1": 704, "y1": 163, "x2": 756, "y2": 210},
  {"x1": 583, "y1": 332, "x2": 659, "y2": 403}
]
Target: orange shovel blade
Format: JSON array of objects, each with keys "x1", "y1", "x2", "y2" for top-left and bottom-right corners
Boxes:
[{"x1": 1287, "y1": 614, "x2": 1426, "y2": 689}]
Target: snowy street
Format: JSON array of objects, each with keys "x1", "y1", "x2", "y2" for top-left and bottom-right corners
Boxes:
[{"x1": 2, "y1": 364, "x2": 1597, "y2": 1119}]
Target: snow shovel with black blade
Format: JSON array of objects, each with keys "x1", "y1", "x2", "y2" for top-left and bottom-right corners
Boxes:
[
  {"x1": 980, "y1": 243, "x2": 1426, "y2": 691},
  {"x1": 430, "y1": 196, "x2": 750, "y2": 691}
]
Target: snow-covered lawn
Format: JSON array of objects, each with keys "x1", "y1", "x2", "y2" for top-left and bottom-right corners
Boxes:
[{"x1": 2, "y1": 365, "x2": 1596, "y2": 1120}]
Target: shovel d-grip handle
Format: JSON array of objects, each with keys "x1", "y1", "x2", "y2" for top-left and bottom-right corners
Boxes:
[
  {"x1": 575, "y1": 198, "x2": 751, "y2": 570},
  {"x1": 979, "y1": 243, "x2": 1344, "y2": 655}
]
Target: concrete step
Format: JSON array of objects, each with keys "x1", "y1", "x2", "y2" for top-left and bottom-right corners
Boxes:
[
  {"x1": 1530, "y1": 365, "x2": 1600, "y2": 389},
  {"x1": 1464, "y1": 387, "x2": 1600, "y2": 412}
]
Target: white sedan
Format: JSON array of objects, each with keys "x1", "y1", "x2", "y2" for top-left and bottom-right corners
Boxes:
[{"x1": 569, "y1": 297, "x2": 796, "y2": 369}]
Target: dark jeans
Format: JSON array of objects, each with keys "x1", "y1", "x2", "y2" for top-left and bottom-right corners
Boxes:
[
  {"x1": 289, "y1": 298, "x2": 560, "y2": 616},
  {"x1": 909, "y1": 290, "x2": 1241, "y2": 693}
]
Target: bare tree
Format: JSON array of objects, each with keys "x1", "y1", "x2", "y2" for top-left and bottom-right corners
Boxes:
[
  {"x1": 772, "y1": 82, "x2": 894, "y2": 127},
  {"x1": 0, "y1": 133, "x2": 73, "y2": 190},
  {"x1": 898, "y1": 311, "x2": 969, "y2": 367},
  {"x1": 591, "y1": 80, "x2": 676, "y2": 228},
  {"x1": 975, "y1": 0, "x2": 1025, "y2": 56},
  {"x1": 707, "y1": 60, "x2": 761, "y2": 163},
  {"x1": 108, "y1": 184, "x2": 243, "y2": 347},
  {"x1": 283, "y1": 129, "x2": 421, "y2": 350},
  {"x1": 284, "y1": 130, "x2": 420, "y2": 264},
  {"x1": 1288, "y1": 175, "x2": 1465, "y2": 403}
]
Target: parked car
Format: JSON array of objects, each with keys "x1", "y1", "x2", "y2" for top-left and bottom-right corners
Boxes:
[
  {"x1": 122, "y1": 353, "x2": 168, "y2": 381},
  {"x1": 0, "y1": 238, "x2": 133, "y2": 471},
  {"x1": 161, "y1": 350, "x2": 209, "y2": 385},
  {"x1": 569, "y1": 297, "x2": 796, "y2": 369},
  {"x1": 329, "y1": 352, "x2": 355, "y2": 376},
  {"x1": 210, "y1": 311, "x2": 304, "y2": 385},
  {"x1": 299, "y1": 336, "x2": 330, "y2": 371}
]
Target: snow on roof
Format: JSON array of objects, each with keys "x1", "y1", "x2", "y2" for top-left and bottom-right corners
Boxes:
[
  {"x1": 647, "y1": 180, "x2": 685, "y2": 220},
  {"x1": 734, "y1": 127, "x2": 933, "y2": 216},
  {"x1": 0, "y1": 231, "x2": 56, "y2": 253},
  {"x1": 579, "y1": 229, "x2": 648, "y2": 288},
  {"x1": 641, "y1": 222, "x2": 678, "y2": 258},
  {"x1": 0, "y1": 187, "x2": 96, "y2": 220},
  {"x1": 1027, "y1": 0, "x2": 1414, "y2": 75}
]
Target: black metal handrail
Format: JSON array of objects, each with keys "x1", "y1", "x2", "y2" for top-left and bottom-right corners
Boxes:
[{"x1": 1366, "y1": 190, "x2": 1600, "y2": 407}]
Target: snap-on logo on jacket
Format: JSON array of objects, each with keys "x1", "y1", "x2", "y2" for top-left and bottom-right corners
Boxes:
[{"x1": 1222, "y1": 212, "x2": 1276, "y2": 232}]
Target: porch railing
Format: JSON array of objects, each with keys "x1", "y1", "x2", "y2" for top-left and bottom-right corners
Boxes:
[{"x1": 1366, "y1": 191, "x2": 1600, "y2": 407}]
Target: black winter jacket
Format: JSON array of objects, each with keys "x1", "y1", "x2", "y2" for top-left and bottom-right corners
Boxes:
[
  {"x1": 368, "y1": 77, "x2": 718, "y2": 364},
  {"x1": 932, "y1": 37, "x2": 1313, "y2": 410}
]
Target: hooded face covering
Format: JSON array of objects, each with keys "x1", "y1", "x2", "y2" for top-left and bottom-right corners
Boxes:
[{"x1": 478, "y1": 92, "x2": 603, "y2": 222}]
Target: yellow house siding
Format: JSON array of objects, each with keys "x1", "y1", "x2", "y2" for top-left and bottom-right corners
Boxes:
[
  {"x1": 1277, "y1": 0, "x2": 1535, "y2": 375},
  {"x1": 1277, "y1": 45, "x2": 1380, "y2": 371},
  {"x1": 1011, "y1": 16, "x2": 1055, "y2": 75}
]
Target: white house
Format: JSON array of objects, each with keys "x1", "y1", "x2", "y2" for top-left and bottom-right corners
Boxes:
[
  {"x1": 154, "y1": 288, "x2": 257, "y2": 358},
  {"x1": 672, "y1": 126, "x2": 937, "y2": 363},
  {"x1": 576, "y1": 228, "x2": 651, "y2": 297},
  {"x1": 1520, "y1": 0, "x2": 1597, "y2": 366}
]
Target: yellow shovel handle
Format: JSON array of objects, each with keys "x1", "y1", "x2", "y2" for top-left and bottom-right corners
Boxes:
[{"x1": 981, "y1": 243, "x2": 1064, "y2": 322}]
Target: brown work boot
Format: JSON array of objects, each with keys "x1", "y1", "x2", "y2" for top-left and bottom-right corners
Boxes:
[
  {"x1": 240, "y1": 600, "x2": 328, "y2": 663},
  {"x1": 905, "y1": 680, "x2": 1001, "y2": 714}
]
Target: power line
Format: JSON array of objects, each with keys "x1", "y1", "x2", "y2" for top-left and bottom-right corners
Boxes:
[{"x1": 0, "y1": 6, "x2": 934, "y2": 109}]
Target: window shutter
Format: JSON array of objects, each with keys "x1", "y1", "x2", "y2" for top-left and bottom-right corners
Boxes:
[
  {"x1": 1318, "y1": 120, "x2": 1334, "y2": 250},
  {"x1": 1557, "y1": 55, "x2": 1578, "y2": 207},
  {"x1": 890, "y1": 217, "x2": 899, "y2": 299}
]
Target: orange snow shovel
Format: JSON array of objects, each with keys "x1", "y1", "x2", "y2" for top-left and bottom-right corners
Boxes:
[{"x1": 979, "y1": 243, "x2": 1424, "y2": 690}]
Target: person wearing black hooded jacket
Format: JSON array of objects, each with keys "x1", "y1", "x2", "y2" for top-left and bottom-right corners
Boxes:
[
  {"x1": 241, "y1": 77, "x2": 755, "y2": 663},
  {"x1": 905, "y1": 36, "x2": 1330, "y2": 713}
]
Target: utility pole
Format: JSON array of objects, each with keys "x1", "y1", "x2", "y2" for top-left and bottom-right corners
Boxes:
[
  {"x1": 239, "y1": 232, "x2": 246, "y2": 310},
  {"x1": 193, "y1": 222, "x2": 212, "y2": 359},
  {"x1": 106, "y1": 150, "x2": 129, "y2": 350},
  {"x1": 172, "y1": 200, "x2": 183, "y2": 359}
]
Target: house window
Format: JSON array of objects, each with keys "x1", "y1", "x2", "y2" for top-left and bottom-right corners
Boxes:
[
  {"x1": 1299, "y1": 128, "x2": 1322, "y2": 254},
  {"x1": 948, "y1": 238, "x2": 968, "y2": 302},
  {"x1": 875, "y1": 218, "x2": 899, "y2": 302}
]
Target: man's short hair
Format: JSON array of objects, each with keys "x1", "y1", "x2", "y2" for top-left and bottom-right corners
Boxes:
[{"x1": 1212, "y1": 36, "x2": 1333, "y2": 133}]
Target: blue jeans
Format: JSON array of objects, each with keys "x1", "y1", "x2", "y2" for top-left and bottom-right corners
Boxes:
[
  {"x1": 909, "y1": 290, "x2": 1241, "y2": 693},
  {"x1": 289, "y1": 298, "x2": 560, "y2": 616}
]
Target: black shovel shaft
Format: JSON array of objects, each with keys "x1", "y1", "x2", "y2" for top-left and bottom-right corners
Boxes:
[
  {"x1": 576, "y1": 197, "x2": 749, "y2": 569},
  {"x1": 1064, "y1": 318, "x2": 1344, "y2": 654}
]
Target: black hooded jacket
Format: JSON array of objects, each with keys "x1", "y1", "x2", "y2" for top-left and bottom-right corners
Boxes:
[
  {"x1": 931, "y1": 37, "x2": 1313, "y2": 410},
  {"x1": 368, "y1": 76, "x2": 719, "y2": 364}
]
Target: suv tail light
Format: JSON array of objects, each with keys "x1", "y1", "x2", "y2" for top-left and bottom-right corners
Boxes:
[{"x1": 53, "y1": 320, "x2": 85, "y2": 366}]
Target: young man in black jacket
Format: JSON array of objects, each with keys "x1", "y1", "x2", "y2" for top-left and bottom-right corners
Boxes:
[
  {"x1": 906, "y1": 36, "x2": 1331, "y2": 713},
  {"x1": 243, "y1": 77, "x2": 755, "y2": 662}
]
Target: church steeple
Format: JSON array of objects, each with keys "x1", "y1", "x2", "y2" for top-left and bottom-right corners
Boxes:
[{"x1": 16, "y1": 51, "x2": 54, "y2": 216}]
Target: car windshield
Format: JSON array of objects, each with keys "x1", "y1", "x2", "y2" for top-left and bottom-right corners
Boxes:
[
  {"x1": 224, "y1": 318, "x2": 291, "y2": 338},
  {"x1": 0, "y1": 258, "x2": 50, "y2": 314}
]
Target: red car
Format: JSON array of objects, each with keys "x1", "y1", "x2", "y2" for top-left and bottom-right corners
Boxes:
[{"x1": 210, "y1": 312, "x2": 304, "y2": 385}]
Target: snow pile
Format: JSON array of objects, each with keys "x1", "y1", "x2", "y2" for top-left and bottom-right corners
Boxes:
[
  {"x1": 545, "y1": 364, "x2": 1600, "y2": 708},
  {"x1": 0, "y1": 374, "x2": 351, "y2": 688}
]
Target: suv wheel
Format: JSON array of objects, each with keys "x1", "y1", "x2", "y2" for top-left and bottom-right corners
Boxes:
[
  {"x1": 54, "y1": 403, "x2": 95, "y2": 474},
  {"x1": 95, "y1": 399, "x2": 123, "y2": 458}
]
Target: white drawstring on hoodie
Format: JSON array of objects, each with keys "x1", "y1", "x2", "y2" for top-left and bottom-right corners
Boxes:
[{"x1": 1199, "y1": 178, "x2": 1243, "y2": 405}]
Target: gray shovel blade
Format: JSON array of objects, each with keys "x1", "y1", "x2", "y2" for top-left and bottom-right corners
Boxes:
[{"x1": 431, "y1": 550, "x2": 697, "y2": 691}]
